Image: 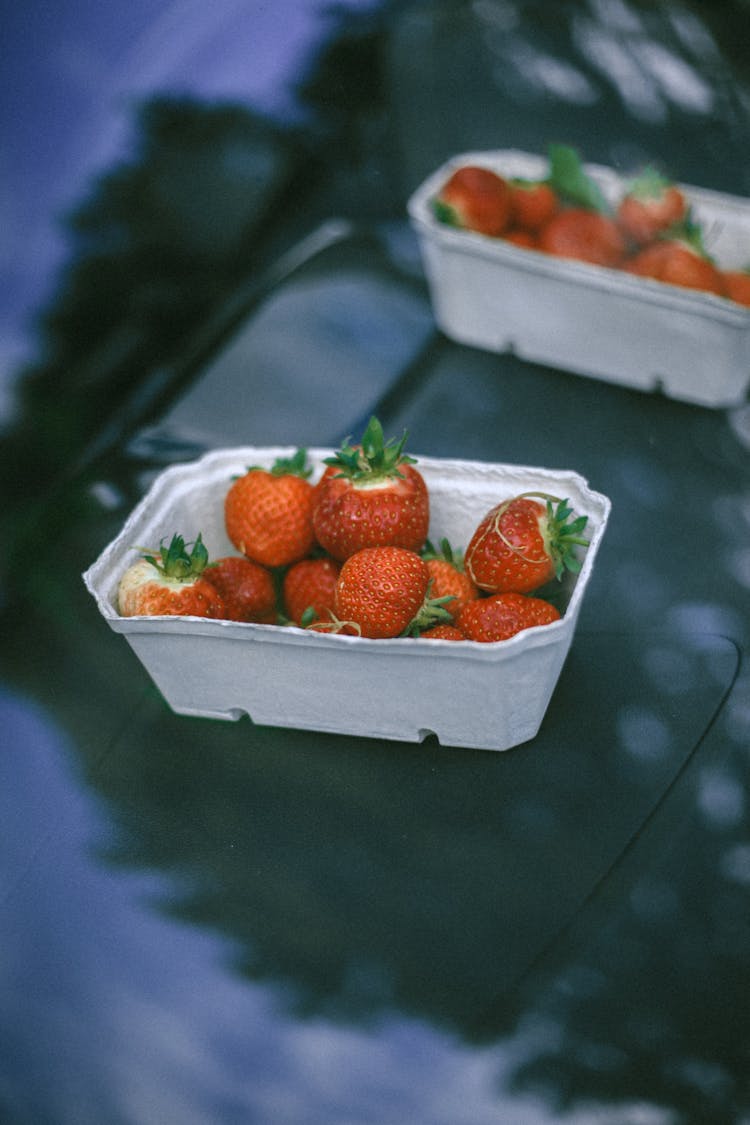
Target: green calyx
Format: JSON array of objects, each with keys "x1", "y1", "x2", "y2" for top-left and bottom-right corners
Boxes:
[
  {"x1": 402, "y1": 584, "x2": 456, "y2": 638},
  {"x1": 421, "y1": 537, "x2": 466, "y2": 571},
  {"x1": 242, "y1": 448, "x2": 311, "y2": 480},
  {"x1": 542, "y1": 496, "x2": 590, "y2": 580},
  {"x1": 324, "y1": 416, "x2": 416, "y2": 483},
  {"x1": 548, "y1": 143, "x2": 609, "y2": 214},
  {"x1": 141, "y1": 533, "x2": 209, "y2": 580},
  {"x1": 656, "y1": 211, "x2": 713, "y2": 258},
  {"x1": 625, "y1": 164, "x2": 673, "y2": 200},
  {"x1": 433, "y1": 198, "x2": 460, "y2": 227}
]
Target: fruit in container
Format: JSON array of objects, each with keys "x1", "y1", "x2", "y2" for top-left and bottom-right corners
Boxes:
[
  {"x1": 312, "y1": 416, "x2": 429, "y2": 562},
  {"x1": 432, "y1": 164, "x2": 513, "y2": 236},
  {"x1": 224, "y1": 449, "x2": 315, "y2": 568},
  {"x1": 465, "y1": 493, "x2": 589, "y2": 595},
  {"x1": 118, "y1": 533, "x2": 227, "y2": 619}
]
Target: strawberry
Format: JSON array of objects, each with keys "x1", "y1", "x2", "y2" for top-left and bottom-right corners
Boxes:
[
  {"x1": 623, "y1": 222, "x2": 725, "y2": 295},
  {"x1": 117, "y1": 533, "x2": 227, "y2": 619},
  {"x1": 503, "y1": 228, "x2": 538, "y2": 249},
  {"x1": 312, "y1": 416, "x2": 429, "y2": 562},
  {"x1": 418, "y1": 624, "x2": 466, "y2": 641},
  {"x1": 616, "y1": 166, "x2": 687, "y2": 246},
  {"x1": 723, "y1": 269, "x2": 750, "y2": 307},
  {"x1": 433, "y1": 165, "x2": 513, "y2": 236},
  {"x1": 465, "y1": 493, "x2": 589, "y2": 595},
  {"x1": 538, "y1": 209, "x2": 627, "y2": 267},
  {"x1": 283, "y1": 555, "x2": 340, "y2": 626},
  {"x1": 203, "y1": 555, "x2": 277, "y2": 623},
  {"x1": 457, "y1": 592, "x2": 561, "y2": 643},
  {"x1": 510, "y1": 178, "x2": 559, "y2": 232},
  {"x1": 225, "y1": 449, "x2": 315, "y2": 569},
  {"x1": 539, "y1": 143, "x2": 626, "y2": 267},
  {"x1": 421, "y1": 538, "x2": 478, "y2": 620},
  {"x1": 334, "y1": 546, "x2": 454, "y2": 639}
]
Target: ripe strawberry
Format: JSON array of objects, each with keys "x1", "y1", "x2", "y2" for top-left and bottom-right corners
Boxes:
[
  {"x1": 283, "y1": 556, "x2": 340, "y2": 626},
  {"x1": 334, "y1": 546, "x2": 454, "y2": 639},
  {"x1": 313, "y1": 416, "x2": 429, "y2": 562},
  {"x1": 418, "y1": 624, "x2": 466, "y2": 641},
  {"x1": 465, "y1": 493, "x2": 589, "y2": 595},
  {"x1": 503, "y1": 228, "x2": 538, "y2": 249},
  {"x1": 203, "y1": 555, "x2": 277, "y2": 623},
  {"x1": 510, "y1": 178, "x2": 559, "y2": 232},
  {"x1": 616, "y1": 166, "x2": 687, "y2": 246},
  {"x1": 723, "y1": 269, "x2": 750, "y2": 307},
  {"x1": 421, "y1": 538, "x2": 478, "y2": 620},
  {"x1": 118, "y1": 533, "x2": 227, "y2": 619},
  {"x1": 457, "y1": 592, "x2": 561, "y2": 643},
  {"x1": 433, "y1": 165, "x2": 513, "y2": 236},
  {"x1": 623, "y1": 227, "x2": 725, "y2": 295},
  {"x1": 225, "y1": 449, "x2": 315, "y2": 569},
  {"x1": 538, "y1": 209, "x2": 627, "y2": 267}
]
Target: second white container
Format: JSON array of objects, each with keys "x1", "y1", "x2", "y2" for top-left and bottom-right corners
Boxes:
[{"x1": 408, "y1": 149, "x2": 750, "y2": 408}]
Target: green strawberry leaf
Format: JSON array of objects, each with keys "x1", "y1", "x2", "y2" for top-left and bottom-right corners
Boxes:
[
  {"x1": 548, "y1": 143, "x2": 609, "y2": 214},
  {"x1": 324, "y1": 415, "x2": 416, "y2": 483}
]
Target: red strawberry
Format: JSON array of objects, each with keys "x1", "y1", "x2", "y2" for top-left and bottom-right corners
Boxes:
[
  {"x1": 538, "y1": 144, "x2": 626, "y2": 267},
  {"x1": 623, "y1": 230, "x2": 725, "y2": 295},
  {"x1": 465, "y1": 493, "x2": 589, "y2": 595},
  {"x1": 203, "y1": 555, "x2": 277, "y2": 623},
  {"x1": 510, "y1": 178, "x2": 559, "y2": 232},
  {"x1": 117, "y1": 533, "x2": 227, "y2": 619},
  {"x1": 313, "y1": 416, "x2": 429, "y2": 562},
  {"x1": 503, "y1": 228, "x2": 538, "y2": 249},
  {"x1": 457, "y1": 592, "x2": 561, "y2": 643},
  {"x1": 334, "y1": 546, "x2": 454, "y2": 639},
  {"x1": 421, "y1": 538, "x2": 478, "y2": 620},
  {"x1": 283, "y1": 556, "x2": 340, "y2": 626},
  {"x1": 538, "y1": 208, "x2": 626, "y2": 267},
  {"x1": 419, "y1": 624, "x2": 466, "y2": 641},
  {"x1": 616, "y1": 166, "x2": 687, "y2": 246},
  {"x1": 433, "y1": 165, "x2": 513, "y2": 236},
  {"x1": 225, "y1": 449, "x2": 315, "y2": 568},
  {"x1": 723, "y1": 269, "x2": 750, "y2": 307}
]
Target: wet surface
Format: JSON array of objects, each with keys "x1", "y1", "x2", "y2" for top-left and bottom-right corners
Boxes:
[{"x1": 2, "y1": 2, "x2": 750, "y2": 1122}]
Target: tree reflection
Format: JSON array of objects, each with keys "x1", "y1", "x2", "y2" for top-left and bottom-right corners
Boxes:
[
  {"x1": 2, "y1": 2, "x2": 750, "y2": 1121},
  {"x1": 63, "y1": 627, "x2": 747, "y2": 1124}
]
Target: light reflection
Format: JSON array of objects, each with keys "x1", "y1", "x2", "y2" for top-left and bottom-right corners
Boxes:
[
  {"x1": 726, "y1": 547, "x2": 750, "y2": 589},
  {"x1": 572, "y1": 18, "x2": 668, "y2": 123},
  {"x1": 2, "y1": 683, "x2": 677, "y2": 1125},
  {"x1": 637, "y1": 40, "x2": 714, "y2": 113},
  {"x1": 718, "y1": 843, "x2": 750, "y2": 887},
  {"x1": 696, "y1": 768, "x2": 746, "y2": 830},
  {"x1": 616, "y1": 704, "x2": 672, "y2": 764},
  {"x1": 641, "y1": 644, "x2": 696, "y2": 696},
  {"x1": 587, "y1": 0, "x2": 644, "y2": 36},
  {"x1": 491, "y1": 39, "x2": 599, "y2": 104},
  {"x1": 667, "y1": 602, "x2": 747, "y2": 647}
]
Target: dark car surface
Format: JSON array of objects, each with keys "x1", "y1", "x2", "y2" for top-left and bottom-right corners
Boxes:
[{"x1": 2, "y1": 2, "x2": 750, "y2": 1123}]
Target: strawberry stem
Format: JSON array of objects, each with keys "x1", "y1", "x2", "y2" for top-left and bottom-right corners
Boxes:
[
  {"x1": 324, "y1": 415, "x2": 417, "y2": 484},
  {"x1": 140, "y1": 533, "x2": 209, "y2": 580}
]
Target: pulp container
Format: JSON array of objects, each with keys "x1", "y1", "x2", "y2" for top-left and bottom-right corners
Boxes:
[
  {"x1": 83, "y1": 447, "x2": 610, "y2": 752},
  {"x1": 407, "y1": 149, "x2": 750, "y2": 408}
]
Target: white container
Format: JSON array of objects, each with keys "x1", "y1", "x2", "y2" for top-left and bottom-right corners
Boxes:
[
  {"x1": 83, "y1": 447, "x2": 610, "y2": 752},
  {"x1": 407, "y1": 149, "x2": 750, "y2": 408}
]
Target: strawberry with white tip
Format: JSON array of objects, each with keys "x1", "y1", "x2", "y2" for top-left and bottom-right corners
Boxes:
[{"x1": 118, "y1": 533, "x2": 227, "y2": 619}]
